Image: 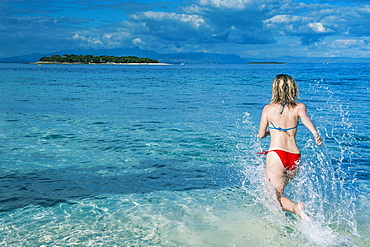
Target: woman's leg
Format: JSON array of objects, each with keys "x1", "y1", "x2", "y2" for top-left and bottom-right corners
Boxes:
[{"x1": 265, "y1": 152, "x2": 309, "y2": 219}]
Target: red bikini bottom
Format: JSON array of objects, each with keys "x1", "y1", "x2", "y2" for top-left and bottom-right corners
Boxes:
[{"x1": 257, "y1": 150, "x2": 301, "y2": 171}]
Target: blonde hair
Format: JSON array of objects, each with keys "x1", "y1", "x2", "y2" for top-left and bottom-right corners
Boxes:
[{"x1": 270, "y1": 74, "x2": 299, "y2": 106}]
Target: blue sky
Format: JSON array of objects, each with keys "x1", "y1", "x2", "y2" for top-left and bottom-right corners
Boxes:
[{"x1": 1, "y1": 0, "x2": 370, "y2": 58}]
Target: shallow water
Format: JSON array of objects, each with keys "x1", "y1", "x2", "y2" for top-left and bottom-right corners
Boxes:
[{"x1": 0, "y1": 63, "x2": 369, "y2": 246}]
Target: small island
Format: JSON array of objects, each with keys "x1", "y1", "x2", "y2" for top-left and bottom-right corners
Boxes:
[
  {"x1": 33, "y1": 54, "x2": 168, "y2": 65},
  {"x1": 247, "y1": 62, "x2": 286, "y2": 64}
]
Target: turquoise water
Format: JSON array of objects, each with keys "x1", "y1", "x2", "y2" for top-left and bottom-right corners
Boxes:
[{"x1": 0, "y1": 63, "x2": 368, "y2": 246}]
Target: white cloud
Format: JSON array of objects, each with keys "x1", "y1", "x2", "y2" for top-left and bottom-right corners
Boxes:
[
  {"x1": 331, "y1": 39, "x2": 359, "y2": 48},
  {"x1": 327, "y1": 38, "x2": 369, "y2": 49},
  {"x1": 308, "y1": 22, "x2": 333, "y2": 33},
  {"x1": 264, "y1": 14, "x2": 309, "y2": 25},
  {"x1": 358, "y1": 5, "x2": 370, "y2": 14},
  {"x1": 71, "y1": 31, "x2": 129, "y2": 49},
  {"x1": 132, "y1": 37, "x2": 144, "y2": 45},
  {"x1": 199, "y1": 0, "x2": 253, "y2": 9},
  {"x1": 72, "y1": 33, "x2": 86, "y2": 41},
  {"x1": 138, "y1": 11, "x2": 206, "y2": 29}
]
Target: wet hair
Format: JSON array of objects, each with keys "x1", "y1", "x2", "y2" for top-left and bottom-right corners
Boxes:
[{"x1": 270, "y1": 74, "x2": 299, "y2": 106}]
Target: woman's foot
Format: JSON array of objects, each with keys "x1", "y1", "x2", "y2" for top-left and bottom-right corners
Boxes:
[{"x1": 295, "y1": 202, "x2": 311, "y2": 220}]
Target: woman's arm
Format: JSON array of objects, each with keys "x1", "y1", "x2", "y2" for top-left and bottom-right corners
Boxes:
[
  {"x1": 298, "y1": 103, "x2": 322, "y2": 146},
  {"x1": 258, "y1": 106, "x2": 270, "y2": 138}
]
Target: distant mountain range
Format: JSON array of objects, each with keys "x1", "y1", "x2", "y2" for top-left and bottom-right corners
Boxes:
[{"x1": 0, "y1": 46, "x2": 369, "y2": 64}]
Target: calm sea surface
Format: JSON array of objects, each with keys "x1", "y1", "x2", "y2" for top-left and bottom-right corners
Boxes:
[{"x1": 0, "y1": 63, "x2": 369, "y2": 246}]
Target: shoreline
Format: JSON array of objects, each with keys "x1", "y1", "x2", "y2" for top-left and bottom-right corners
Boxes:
[{"x1": 30, "y1": 61, "x2": 173, "y2": 65}]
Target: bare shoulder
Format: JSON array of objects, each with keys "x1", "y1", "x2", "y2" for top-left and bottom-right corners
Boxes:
[
  {"x1": 296, "y1": 103, "x2": 308, "y2": 116},
  {"x1": 263, "y1": 103, "x2": 279, "y2": 112},
  {"x1": 261, "y1": 104, "x2": 270, "y2": 114}
]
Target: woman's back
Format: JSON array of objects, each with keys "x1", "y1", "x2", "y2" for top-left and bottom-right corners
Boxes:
[{"x1": 263, "y1": 103, "x2": 301, "y2": 153}]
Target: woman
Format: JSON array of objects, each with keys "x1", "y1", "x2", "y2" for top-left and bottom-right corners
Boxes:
[{"x1": 257, "y1": 74, "x2": 322, "y2": 219}]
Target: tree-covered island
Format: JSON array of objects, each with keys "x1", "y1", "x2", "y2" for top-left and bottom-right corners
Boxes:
[{"x1": 38, "y1": 54, "x2": 159, "y2": 64}]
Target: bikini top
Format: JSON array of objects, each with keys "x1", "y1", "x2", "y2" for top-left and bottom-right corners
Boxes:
[{"x1": 269, "y1": 104, "x2": 298, "y2": 132}]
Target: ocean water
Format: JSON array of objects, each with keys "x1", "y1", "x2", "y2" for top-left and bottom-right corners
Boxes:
[{"x1": 0, "y1": 62, "x2": 368, "y2": 246}]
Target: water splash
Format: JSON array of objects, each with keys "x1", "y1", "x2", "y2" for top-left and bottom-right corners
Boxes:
[
  {"x1": 300, "y1": 80, "x2": 358, "y2": 235},
  {"x1": 238, "y1": 112, "x2": 287, "y2": 222},
  {"x1": 294, "y1": 219, "x2": 355, "y2": 246},
  {"x1": 238, "y1": 80, "x2": 360, "y2": 245}
]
